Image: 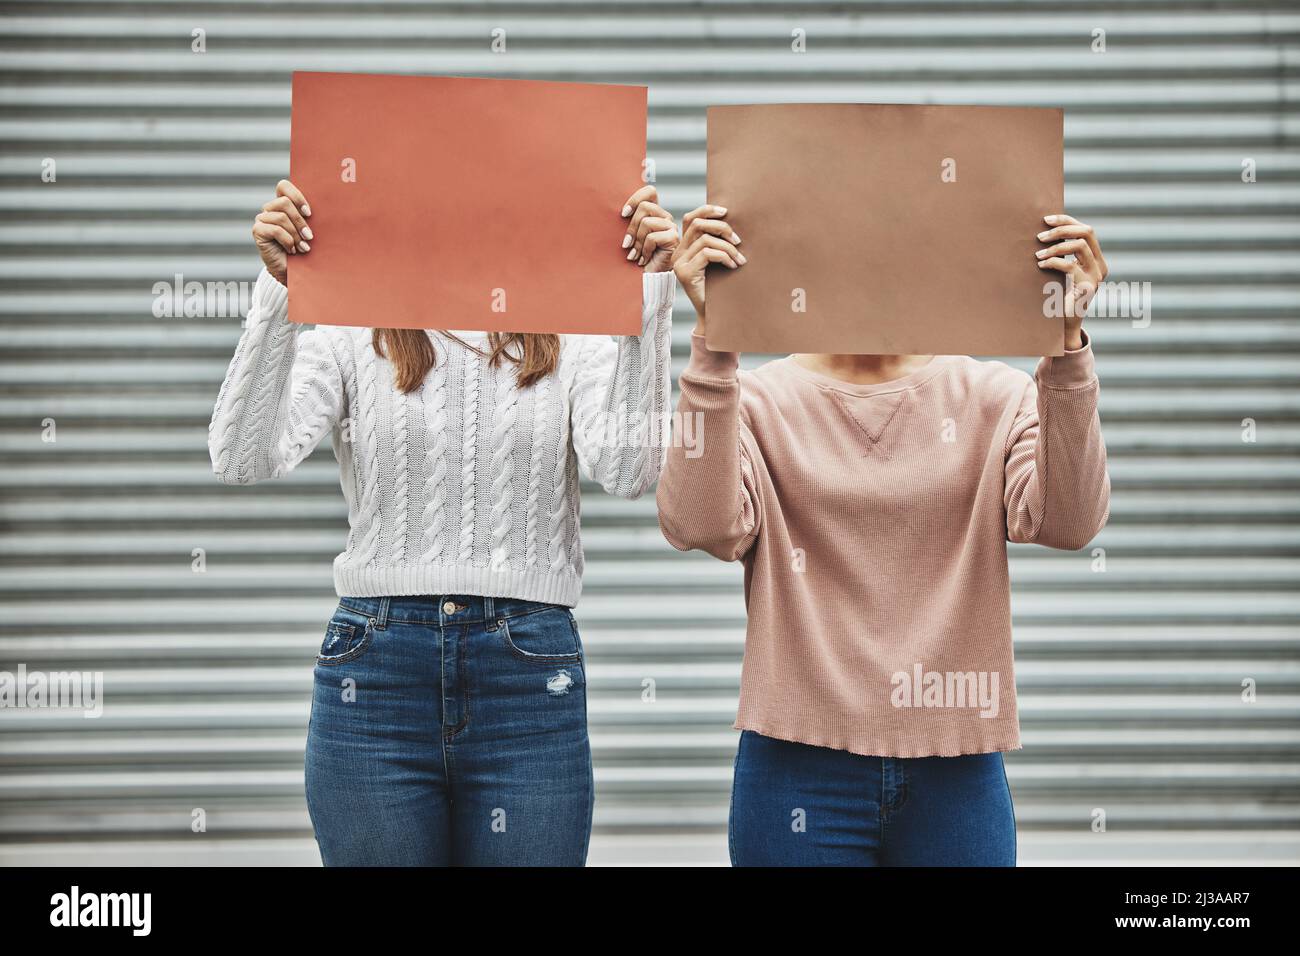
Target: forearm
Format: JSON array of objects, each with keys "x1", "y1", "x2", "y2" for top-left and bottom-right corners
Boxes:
[
  {"x1": 574, "y1": 271, "x2": 676, "y2": 498},
  {"x1": 655, "y1": 332, "x2": 758, "y2": 560},
  {"x1": 208, "y1": 269, "x2": 322, "y2": 484},
  {"x1": 1007, "y1": 335, "x2": 1111, "y2": 549}
]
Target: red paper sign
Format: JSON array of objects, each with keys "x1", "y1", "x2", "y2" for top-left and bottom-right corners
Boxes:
[{"x1": 289, "y1": 72, "x2": 647, "y2": 334}]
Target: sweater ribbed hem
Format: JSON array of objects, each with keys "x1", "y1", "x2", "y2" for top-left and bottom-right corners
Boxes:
[
  {"x1": 1037, "y1": 330, "x2": 1096, "y2": 389},
  {"x1": 734, "y1": 718, "x2": 1024, "y2": 759},
  {"x1": 332, "y1": 560, "x2": 582, "y2": 607},
  {"x1": 686, "y1": 331, "x2": 740, "y2": 378},
  {"x1": 640, "y1": 270, "x2": 677, "y2": 332},
  {"x1": 253, "y1": 266, "x2": 289, "y2": 317}
]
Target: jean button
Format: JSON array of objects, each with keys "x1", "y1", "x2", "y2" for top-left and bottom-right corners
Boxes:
[{"x1": 442, "y1": 601, "x2": 457, "y2": 615}]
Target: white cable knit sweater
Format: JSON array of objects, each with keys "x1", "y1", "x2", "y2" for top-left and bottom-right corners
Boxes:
[{"x1": 209, "y1": 268, "x2": 676, "y2": 605}]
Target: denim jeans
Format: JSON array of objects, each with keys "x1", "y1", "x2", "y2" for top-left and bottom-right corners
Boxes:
[
  {"x1": 729, "y1": 730, "x2": 1016, "y2": 866},
  {"x1": 304, "y1": 595, "x2": 594, "y2": 866}
]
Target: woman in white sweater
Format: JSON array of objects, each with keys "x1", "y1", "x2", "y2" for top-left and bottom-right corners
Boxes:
[{"x1": 209, "y1": 179, "x2": 678, "y2": 866}]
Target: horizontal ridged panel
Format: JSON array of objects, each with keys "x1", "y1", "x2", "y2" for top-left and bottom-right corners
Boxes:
[{"x1": 0, "y1": 0, "x2": 1296, "y2": 865}]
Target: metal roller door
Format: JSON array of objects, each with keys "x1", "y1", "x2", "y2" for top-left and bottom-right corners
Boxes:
[{"x1": 1, "y1": 0, "x2": 1297, "y2": 865}]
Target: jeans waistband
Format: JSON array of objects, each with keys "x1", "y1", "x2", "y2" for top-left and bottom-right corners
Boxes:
[{"x1": 337, "y1": 594, "x2": 558, "y2": 627}]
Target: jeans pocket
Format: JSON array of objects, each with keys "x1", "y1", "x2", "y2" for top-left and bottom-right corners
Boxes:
[
  {"x1": 316, "y1": 614, "x2": 373, "y2": 666},
  {"x1": 498, "y1": 608, "x2": 583, "y2": 665}
]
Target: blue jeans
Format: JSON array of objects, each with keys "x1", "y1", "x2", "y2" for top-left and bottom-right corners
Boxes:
[
  {"x1": 304, "y1": 595, "x2": 593, "y2": 866},
  {"x1": 729, "y1": 731, "x2": 1016, "y2": 866}
]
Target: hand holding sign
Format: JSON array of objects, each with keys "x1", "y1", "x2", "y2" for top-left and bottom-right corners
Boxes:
[
  {"x1": 255, "y1": 177, "x2": 676, "y2": 296},
  {"x1": 620, "y1": 185, "x2": 679, "y2": 273},
  {"x1": 671, "y1": 204, "x2": 746, "y2": 321},
  {"x1": 1035, "y1": 213, "x2": 1110, "y2": 349},
  {"x1": 252, "y1": 179, "x2": 312, "y2": 286},
  {"x1": 676, "y1": 203, "x2": 1109, "y2": 353}
]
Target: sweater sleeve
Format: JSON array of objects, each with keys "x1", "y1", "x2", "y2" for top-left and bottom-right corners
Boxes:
[
  {"x1": 566, "y1": 270, "x2": 675, "y2": 499},
  {"x1": 655, "y1": 331, "x2": 763, "y2": 562},
  {"x1": 1004, "y1": 332, "x2": 1111, "y2": 550},
  {"x1": 208, "y1": 268, "x2": 345, "y2": 485}
]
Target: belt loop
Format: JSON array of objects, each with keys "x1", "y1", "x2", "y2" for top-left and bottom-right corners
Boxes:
[
  {"x1": 374, "y1": 596, "x2": 390, "y2": 630},
  {"x1": 484, "y1": 595, "x2": 496, "y2": 623}
]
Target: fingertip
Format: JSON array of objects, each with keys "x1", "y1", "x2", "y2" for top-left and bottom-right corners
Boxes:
[
  {"x1": 302, "y1": 204, "x2": 312, "y2": 217},
  {"x1": 620, "y1": 204, "x2": 632, "y2": 217}
]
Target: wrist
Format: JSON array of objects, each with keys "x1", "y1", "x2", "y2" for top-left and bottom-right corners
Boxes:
[
  {"x1": 686, "y1": 329, "x2": 740, "y2": 376},
  {"x1": 688, "y1": 293, "x2": 706, "y2": 330}
]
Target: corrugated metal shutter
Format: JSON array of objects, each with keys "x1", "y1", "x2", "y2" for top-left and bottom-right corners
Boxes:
[{"x1": 2, "y1": 0, "x2": 1297, "y2": 866}]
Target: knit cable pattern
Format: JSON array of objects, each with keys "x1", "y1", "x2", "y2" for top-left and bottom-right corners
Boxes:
[
  {"x1": 208, "y1": 268, "x2": 675, "y2": 605},
  {"x1": 351, "y1": 336, "x2": 384, "y2": 566},
  {"x1": 525, "y1": 376, "x2": 550, "y2": 568},
  {"x1": 457, "y1": 349, "x2": 481, "y2": 567},
  {"x1": 418, "y1": 355, "x2": 449, "y2": 563},
  {"x1": 488, "y1": 361, "x2": 520, "y2": 573},
  {"x1": 390, "y1": 385, "x2": 410, "y2": 565},
  {"x1": 547, "y1": 373, "x2": 573, "y2": 572}
]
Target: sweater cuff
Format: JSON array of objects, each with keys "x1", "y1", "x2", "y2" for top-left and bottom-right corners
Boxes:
[
  {"x1": 640, "y1": 271, "x2": 676, "y2": 334},
  {"x1": 686, "y1": 331, "x2": 740, "y2": 378},
  {"x1": 252, "y1": 267, "x2": 289, "y2": 319},
  {"x1": 1037, "y1": 329, "x2": 1096, "y2": 389}
]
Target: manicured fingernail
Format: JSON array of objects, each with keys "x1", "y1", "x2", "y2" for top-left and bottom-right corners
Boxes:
[
  {"x1": 715, "y1": 206, "x2": 727, "y2": 215},
  {"x1": 1044, "y1": 215, "x2": 1058, "y2": 223},
  {"x1": 1037, "y1": 260, "x2": 1049, "y2": 268},
  {"x1": 302, "y1": 205, "x2": 311, "y2": 217},
  {"x1": 620, "y1": 204, "x2": 632, "y2": 217},
  {"x1": 627, "y1": 249, "x2": 637, "y2": 260},
  {"x1": 302, "y1": 226, "x2": 314, "y2": 240},
  {"x1": 637, "y1": 256, "x2": 646, "y2": 266},
  {"x1": 621, "y1": 234, "x2": 633, "y2": 249},
  {"x1": 1037, "y1": 231, "x2": 1049, "y2": 240},
  {"x1": 731, "y1": 232, "x2": 742, "y2": 243},
  {"x1": 298, "y1": 242, "x2": 310, "y2": 252},
  {"x1": 1035, "y1": 249, "x2": 1048, "y2": 258},
  {"x1": 736, "y1": 253, "x2": 748, "y2": 265}
]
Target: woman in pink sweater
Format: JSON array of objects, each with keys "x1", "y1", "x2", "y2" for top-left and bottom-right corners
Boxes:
[{"x1": 657, "y1": 206, "x2": 1111, "y2": 866}]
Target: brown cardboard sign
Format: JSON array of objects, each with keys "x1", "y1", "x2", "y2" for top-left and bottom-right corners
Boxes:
[{"x1": 705, "y1": 104, "x2": 1064, "y2": 356}]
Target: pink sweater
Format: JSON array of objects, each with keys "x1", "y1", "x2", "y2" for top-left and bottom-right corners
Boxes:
[{"x1": 657, "y1": 332, "x2": 1110, "y2": 757}]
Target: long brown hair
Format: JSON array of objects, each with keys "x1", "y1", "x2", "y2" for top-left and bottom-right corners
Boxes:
[{"x1": 372, "y1": 329, "x2": 561, "y2": 394}]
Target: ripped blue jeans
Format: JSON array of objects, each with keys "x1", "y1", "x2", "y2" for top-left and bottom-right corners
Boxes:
[{"x1": 305, "y1": 595, "x2": 593, "y2": 866}]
